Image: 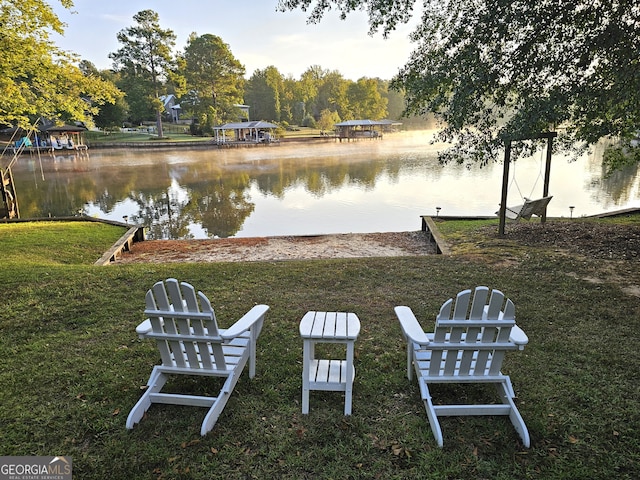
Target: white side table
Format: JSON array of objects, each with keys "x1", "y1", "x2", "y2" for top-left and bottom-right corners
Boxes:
[{"x1": 299, "y1": 311, "x2": 361, "y2": 415}]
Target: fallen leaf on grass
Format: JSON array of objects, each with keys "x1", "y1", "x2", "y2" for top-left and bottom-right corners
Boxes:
[{"x1": 181, "y1": 439, "x2": 200, "y2": 448}]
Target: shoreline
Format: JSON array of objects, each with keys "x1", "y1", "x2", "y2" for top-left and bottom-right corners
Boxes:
[
  {"x1": 114, "y1": 230, "x2": 437, "y2": 264},
  {"x1": 86, "y1": 134, "x2": 385, "y2": 150}
]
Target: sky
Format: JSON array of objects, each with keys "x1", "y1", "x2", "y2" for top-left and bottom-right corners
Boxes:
[{"x1": 51, "y1": 0, "x2": 419, "y2": 81}]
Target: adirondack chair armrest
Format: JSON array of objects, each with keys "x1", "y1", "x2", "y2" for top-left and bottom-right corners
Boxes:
[
  {"x1": 509, "y1": 325, "x2": 529, "y2": 349},
  {"x1": 135, "y1": 318, "x2": 153, "y2": 337},
  {"x1": 394, "y1": 306, "x2": 430, "y2": 346},
  {"x1": 221, "y1": 304, "x2": 269, "y2": 339}
]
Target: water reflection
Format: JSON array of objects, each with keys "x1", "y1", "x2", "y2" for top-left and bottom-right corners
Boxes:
[{"x1": 9, "y1": 131, "x2": 640, "y2": 239}]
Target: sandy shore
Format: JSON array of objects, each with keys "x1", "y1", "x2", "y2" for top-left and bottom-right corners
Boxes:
[{"x1": 115, "y1": 231, "x2": 436, "y2": 263}]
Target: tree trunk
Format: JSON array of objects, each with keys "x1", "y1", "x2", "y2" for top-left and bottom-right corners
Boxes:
[{"x1": 156, "y1": 109, "x2": 164, "y2": 138}]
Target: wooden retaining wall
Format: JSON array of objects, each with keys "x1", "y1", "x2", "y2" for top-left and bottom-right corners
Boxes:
[
  {"x1": 421, "y1": 216, "x2": 451, "y2": 255},
  {"x1": 95, "y1": 225, "x2": 145, "y2": 265}
]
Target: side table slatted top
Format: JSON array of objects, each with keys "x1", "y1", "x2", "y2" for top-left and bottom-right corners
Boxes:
[
  {"x1": 299, "y1": 311, "x2": 360, "y2": 340},
  {"x1": 300, "y1": 311, "x2": 361, "y2": 415}
]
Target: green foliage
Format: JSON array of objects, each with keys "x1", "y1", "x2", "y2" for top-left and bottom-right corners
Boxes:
[
  {"x1": 348, "y1": 77, "x2": 388, "y2": 120},
  {"x1": 113, "y1": 76, "x2": 155, "y2": 125},
  {"x1": 78, "y1": 62, "x2": 128, "y2": 129},
  {"x1": 603, "y1": 144, "x2": 640, "y2": 177},
  {"x1": 0, "y1": 0, "x2": 120, "y2": 128},
  {"x1": 109, "y1": 10, "x2": 177, "y2": 137},
  {"x1": 93, "y1": 93, "x2": 129, "y2": 130},
  {"x1": 317, "y1": 109, "x2": 341, "y2": 132},
  {"x1": 245, "y1": 66, "x2": 284, "y2": 122},
  {"x1": 245, "y1": 64, "x2": 392, "y2": 126},
  {"x1": 301, "y1": 114, "x2": 317, "y2": 128},
  {"x1": 181, "y1": 33, "x2": 245, "y2": 124},
  {"x1": 278, "y1": 0, "x2": 415, "y2": 37},
  {"x1": 383, "y1": 81, "x2": 405, "y2": 120},
  {"x1": 317, "y1": 70, "x2": 351, "y2": 119},
  {"x1": 280, "y1": 0, "x2": 640, "y2": 169}
]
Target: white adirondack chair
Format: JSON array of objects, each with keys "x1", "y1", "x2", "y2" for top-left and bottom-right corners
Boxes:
[
  {"x1": 126, "y1": 278, "x2": 269, "y2": 436},
  {"x1": 395, "y1": 286, "x2": 530, "y2": 447}
]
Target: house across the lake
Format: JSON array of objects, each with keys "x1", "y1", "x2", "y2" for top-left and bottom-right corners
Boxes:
[{"x1": 160, "y1": 94, "x2": 181, "y2": 123}]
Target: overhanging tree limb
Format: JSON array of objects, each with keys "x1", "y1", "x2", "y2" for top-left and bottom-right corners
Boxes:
[
  {"x1": 0, "y1": 0, "x2": 120, "y2": 128},
  {"x1": 280, "y1": 0, "x2": 640, "y2": 166}
]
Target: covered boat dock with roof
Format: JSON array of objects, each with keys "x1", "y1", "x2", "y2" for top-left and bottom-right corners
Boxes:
[
  {"x1": 212, "y1": 121, "x2": 278, "y2": 144},
  {"x1": 334, "y1": 119, "x2": 402, "y2": 141},
  {"x1": 41, "y1": 123, "x2": 88, "y2": 151},
  {"x1": 1, "y1": 123, "x2": 88, "y2": 153}
]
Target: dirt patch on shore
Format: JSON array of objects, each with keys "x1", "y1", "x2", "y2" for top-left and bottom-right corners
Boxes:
[
  {"x1": 499, "y1": 221, "x2": 640, "y2": 260},
  {"x1": 116, "y1": 231, "x2": 437, "y2": 264}
]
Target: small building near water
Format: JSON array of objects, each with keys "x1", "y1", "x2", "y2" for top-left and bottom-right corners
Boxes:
[
  {"x1": 212, "y1": 121, "x2": 278, "y2": 144},
  {"x1": 1, "y1": 122, "x2": 88, "y2": 153},
  {"x1": 40, "y1": 123, "x2": 88, "y2": 151},
  {"x1": 334, "y1": 119, "x2": 402, "y2": 141}
]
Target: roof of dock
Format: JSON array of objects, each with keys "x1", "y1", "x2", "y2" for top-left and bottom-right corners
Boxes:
[
  {"x1": 213, "y1": 121, "x2": 278, "y2": 130},
  {"x1": 335, "y1": 119, "x2": 402, "y2": 127}
]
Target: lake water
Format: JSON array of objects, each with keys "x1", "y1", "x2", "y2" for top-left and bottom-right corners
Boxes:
[{"x1": 9, "y1": 130, "x2": 640, "y2": 239}]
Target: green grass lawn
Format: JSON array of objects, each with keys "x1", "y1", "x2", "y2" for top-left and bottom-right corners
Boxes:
[
  {"x1": 85, "y1": 130, "x2": 209, "y2": 144},
  {"x1": 0, "y1": 220, "x2": 639, "y2": 479}
]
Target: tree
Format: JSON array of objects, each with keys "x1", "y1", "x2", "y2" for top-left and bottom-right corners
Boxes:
[
  {"x1": 0, "y1": 0, "x2": 120, "y2": 128},
  {"x1": 316, "y1": 71, "x2": 351, "y2": 120},
  {"x1": 317, "y1": 109, "x2": 341, "y2": 133},
  {"x1": 281, "y1": 75, "x2": 306, "y2": 124},
  {"x1": 109, "y1": 10, "x2": 177, "y2": 138},
  {"x1": 77, "y1": 61, "x2": 127, "y2": 130},
  {"x1": 279, "y1": 0, "x2": 640, "y2": 166},
  {"x1": 94, "y1": 80, "x2": 128, "y2": 131},
  {"x1": 378, "y1": 79, "x2": 404, "y2": 120},
  {"x1": 114, "y1": 75, "x2": 155, "y2": 125},
  {"x1": 298, "y1": 66, "x2": 325, "y2": 119},
  {"x1": 347, "y1": 77, "x2": 387, "y2": 119},
  {"x1": 181, "y1": 33, "x2": 245, "y2": 131},
  {"x1": 245, "y1": 66, "x2": 283, "y2": 122}
]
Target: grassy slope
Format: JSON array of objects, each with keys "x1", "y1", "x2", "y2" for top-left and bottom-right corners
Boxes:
[
  {"x1": 0, "y1": 221, "x2": 639, "y2": 479},
  {"x1": 0, "y1": 221, "x2": 125, "y2": 265}
]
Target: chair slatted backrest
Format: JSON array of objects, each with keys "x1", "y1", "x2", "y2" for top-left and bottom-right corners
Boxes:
[
  {"x1": 145, "y1": 278, "x2": 227, "y2": 370},
  {"x1": 521, "y1": 196, "x2": 552, "y2": 219},
  {"x1": 430, "y1": 287, "x2": 516, "y2": 377}
]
